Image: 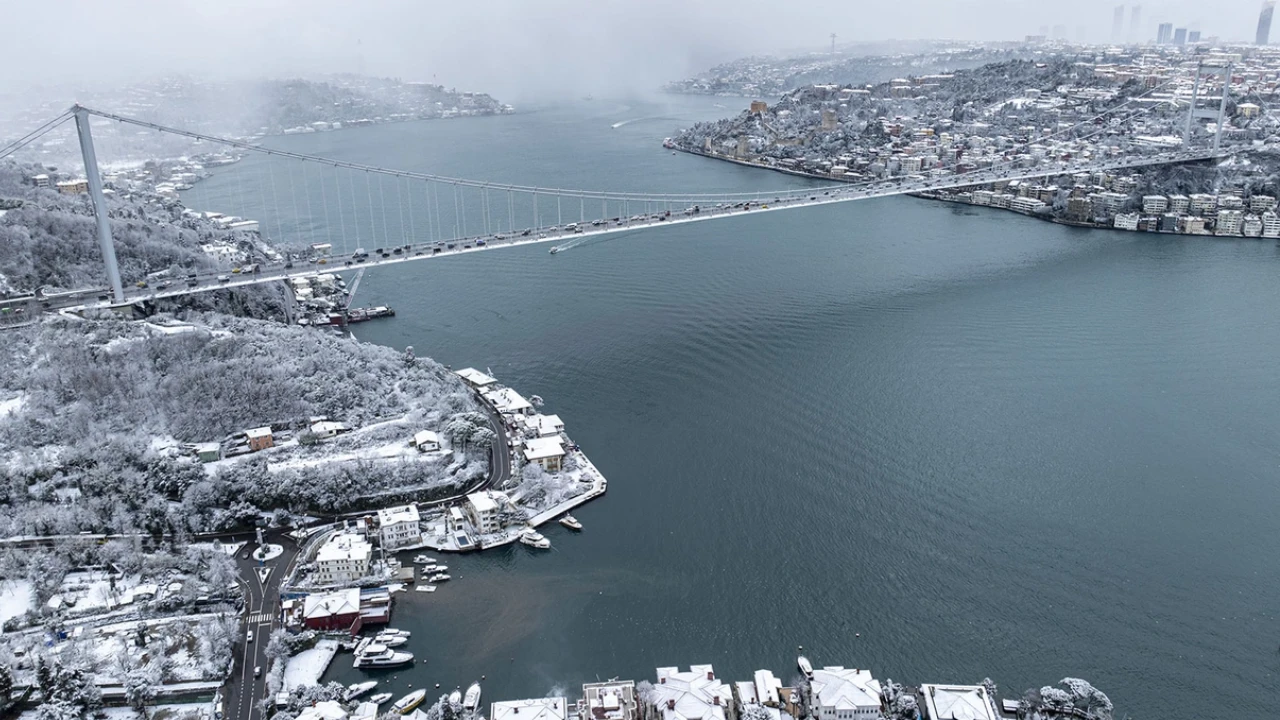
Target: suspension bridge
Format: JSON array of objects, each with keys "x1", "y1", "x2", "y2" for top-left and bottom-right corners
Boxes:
[{"x1": 0, "y1": 98, "x2": 1236, "y2": 317}]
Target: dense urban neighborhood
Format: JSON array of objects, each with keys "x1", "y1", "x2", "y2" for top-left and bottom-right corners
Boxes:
[{"x1": 669, "y1": 43, "x2": 1280, "y2": 237}]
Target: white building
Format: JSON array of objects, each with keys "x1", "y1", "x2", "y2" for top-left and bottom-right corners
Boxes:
[
  {"x1": 1250, "y1": 194, "x2": 1277, "y2": 213},
  {"x1": 524, "y1": 436, "x2": 566, "y2": 472},
  {"x1": 411, "y1": 430, "x2": 442, "y2": 452},
  {"x1": 581, "y1": 680, "x2": 637, "y2": 720},
  {"x1": 650, "y1": 666, "x2": 730, "y2": 720},
  {"x1": 919, "y1": 684, "x2": 996, "y2": 720},
  {"x1": 1113, "y1": 213, "x2": 1140, "y2": 231},
  {"x1": 492, "y1": 698, "x2": 567, "y2": 720},
  {"x1": 455, "y1": 367, "x2": 498, "y2": 389},
  {"x1": 484, "y1": 387, "x2": 534, "y2": 416},
  {"x1": 1262, "y1": 211, "x2": 1280, "y2": 238},
  {"x1": 466, "y1": 491, "x2": 507, "y2": 534},
  {"x1": 810, "y1": 666, "x2": 882, "y2": 720},
  {"x1": 1243, "y1": 214, "x2": 1264, "y2": 237},
  {"x1": 1216, "y1": 209, "x2": 1244, "y2": 235},
  {"x1": 1168, "y1": 194, "x2": 1190, "y2": 214},
  {"x1": 1141, "y1": 195, "x2": 1168, "y2": 214},
  {"x1": 1189, "y1": 193, "x2": 1217, "y2": 214},
  {"x1": 310, "y1": 421, "x2": 350, "y2": 439},
  {"x1": 1010, "y1": 196, "x2": 1044, "y2": 213},
  {"x1": 527, "y1": 414, "x2": 565, "y2": 437},
  {"x1": 312, "y1": 532, "x2": 372, "y2": 586},
  {"x1": 296, "y1": 701, "x2": 349, "y2": 720},
  {"x1": 970, "y1": 190, "x2": 994, "y2": 206},
  {"x1": 377, "y1": 505, "x2": 421, "y2": 550}
]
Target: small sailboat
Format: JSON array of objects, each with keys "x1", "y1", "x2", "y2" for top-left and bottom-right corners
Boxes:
[
  {"x1": 393, "y1": 689, "x2": 428, "y2": 714},
  {"x1": 463, "y1": 683, "x2": 482, "y2": 712},
  {"x1": 559, "y1": 515, "x2": 582, "y2": 530}
]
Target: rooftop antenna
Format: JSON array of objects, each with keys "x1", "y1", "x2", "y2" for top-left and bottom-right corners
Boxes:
[{"x1": 830, "y1": 33, "x2": 837, "y2": 55}]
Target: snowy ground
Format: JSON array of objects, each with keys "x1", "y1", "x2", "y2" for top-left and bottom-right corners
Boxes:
[
  {"x1": 0, "y1": 393, "x2": 25, "y2": 418},
  {"x1": 283, "y1": 639, "x2": 340, "y2": 690},
  {"x1": 254, "y1": 544, "x2": 283, "y2": 561},
  {"x1": 0, "y1": 579, "x2": 33, "y2": 626},
  {"x1": 266, "y1": 440, "x2": 449, "y2": 473}
]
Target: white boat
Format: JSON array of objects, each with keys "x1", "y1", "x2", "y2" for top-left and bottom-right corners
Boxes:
[
  {"x1": 370, "y1": 693, "x2": 394, "y2": 706},
  {"x1": 373, "y1": 634, "x2": 408, "y2": 647},
  {"x1": 549, "y1": 247, "x2": 559, "y2": 255},
  {"x1": 422, "y1": 564, "x2": 449, "y2": 573},
  {"x1": 797, "y1": 655, "x2": 813, "y2": 678},
  {"x1": 353, "y1": 637, "x2": 372, "y2": 655},
  {"x1": 463, "y1": 682, "x2": 482, "y2": 712},
  {"x1": 520, "y1": 530, "x2": 550, "y2": 549},
  {"x1": 559, "y1": 515, "x2": 582, "y2": 530},
  {"x1": 428, "y1": 572, "x2": 451, "y2": 582},
  {"x1": 392, "y1": 689, "x2": 428, "y2": 714},
  {"x1": 345, "y1": 681, "x2": 378, "y2": 701},
  {"x1": 415, "y1": 584, "x2": 437, "y2": 592},
  {"x1": 379, "y1": 628, "x2": 411, "y2": 637},
  {"x1": 354, "y1": 644, "x2": 415, "y2": 668},
  {"x1": 413, "y1": 555, "x2": 436, "y2": 564},
  {"x1": 449, "y1": 690, "x2": 462, "y2": 705}
]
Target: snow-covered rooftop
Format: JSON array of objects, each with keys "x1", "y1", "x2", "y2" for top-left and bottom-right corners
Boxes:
[
  {"x1": 456, "y1": 367, "x2": 497, "y2": 387},
  {"x1": 484, "y1": 387, "x2": 533, "y2": 414},
  {"x1": 811, "y1": 667, "x2": 881, "y2": 713},
  {"x1": 378, "y1": 504, "x2": 420, "y2": 527},
  {"x1": 315, "y1": 533, "x2": 372, "y2": 565},
  {"x1": 919, "y1": 684, "x2": 996, "y2": 720},
  {"x1": 246, "y1": 426, "x2": 272, "y2": 438},
  {"x1": 302, "y1": 588, "x2": 360, "y2": 619},
  {"x1": 523, "y1": 436, "x2": 565, "y2": 461},
  {"x1": 651, "y1": 665, "x2": 730, "y2": 720},
  {"x1": 491, "y1": 698, "x2": 568, "y2": 720},
  {"x1": 467, "y1": 491, "x2": 498, "y2": 513}
]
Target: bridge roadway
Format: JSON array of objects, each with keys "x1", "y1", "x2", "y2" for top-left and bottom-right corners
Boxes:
[{"x1": 0, "y1": 148, "x2": 1223, "y2": 318}]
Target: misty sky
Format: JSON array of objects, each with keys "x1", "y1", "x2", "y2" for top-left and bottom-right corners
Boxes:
[{"x1": 1, "y1": 0, "x2": 1268, "y2": 102}]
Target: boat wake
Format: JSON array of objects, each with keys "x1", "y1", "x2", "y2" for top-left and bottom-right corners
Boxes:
[{"x1": 611, "y1": 116, "x2": 669, "y2": 129}]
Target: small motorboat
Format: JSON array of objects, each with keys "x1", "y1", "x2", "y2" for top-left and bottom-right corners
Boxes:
[
  {"x1": 559, "y1": 515, "x2": 582, "y2": 531},
  {"x1": 519, "y1": 529, "x2": 550, "y2": 549},
  {"x1": 449, "y1": 690, "x2": 462, "y2": 705},
  {"x1": 392, "y1": 689, "x2": 428, "y2": 714},
  {"x1": 415, "y1": 584, "x2": 437, "y2": 592},
  {"x1": 463, "y1": 682, "x2": 482, "y2": 712},
  {"x1": 798, "y1": 655, "x2": 814, "y2": 679},
  {"x1": 413, "y1": 555, "x2": 436, "y2": 564},
  {"x1": 345, "y1": 681, "x2": 378, "y2": 702},
  {"x1": 370, "y1": 693, "x2": 394, "y2": 706},
  {"x1": 422, "y1": 564, "x2": 449, "y2": 573},
  {"x1": 373, "y1": 634, "x2": 408, "y2": 647},
  {"x1": 428, "y1": 572, "x2": 451, "y2": 583},
  {"x1": 549, "y1": 247, "x2": 560, "y2": 255},
  {"x1": 380, "y1": 628, "x2": 410, "y2": 638}
]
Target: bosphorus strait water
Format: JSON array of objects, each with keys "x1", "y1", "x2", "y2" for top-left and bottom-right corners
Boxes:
[{"x1": 195, "y1": 96, "x2": 1279, "y2": 718}]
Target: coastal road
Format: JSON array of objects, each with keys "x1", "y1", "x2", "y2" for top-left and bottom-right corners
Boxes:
[{"x1": 224, "y1": 534, "x2": 301, "y2": 720}]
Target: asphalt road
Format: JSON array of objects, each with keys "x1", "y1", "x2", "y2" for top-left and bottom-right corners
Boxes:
[{"x1": 223, "y1": 534, "x2": 301, "y2": 720}]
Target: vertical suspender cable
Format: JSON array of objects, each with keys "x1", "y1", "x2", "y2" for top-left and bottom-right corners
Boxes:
[
  {"x1": 347, "y1": 167, "x2": 361, "y2": 246},
  {"x1": 508, "y1": 190, "x2": 515, "y2": 235},
  {"x1": 405, "y1": 176, "x2": 414, "y2": 244},
  {"x1": 376, "y1": 173, "x2": 389, "y2": 248},
  {"x1": 286, "y1": 156, "x2": 302, "y2": 247},
  {"x1": 364, "y1": 171, "x2": 377, "y2": 247},
  {"x1": 432, "y1": 180, "x2": 443, "y2": 242},
  {"x1": 300, "y1": 159, "x2": 317, "y2": 248},
  {"x1": 266, "y1": 153, "x2": 284, "y2": 244},
  {"x1": 557, "y1": 195, "x2": 562, "y2": 227},
  {"x1": 453, "y1": 184, "x2": 461, "y2": 238},
  {"x1": 460, "y1": 185, "x2": 468, "y2": 237}
]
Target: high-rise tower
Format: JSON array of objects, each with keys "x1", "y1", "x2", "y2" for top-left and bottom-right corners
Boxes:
[
  {"x1": 1113, "y1": 5, "x2": 1126, "y2": 41},
  {"x1": 1258, "y1": 1, "x2": 1275, "y2": 45}
]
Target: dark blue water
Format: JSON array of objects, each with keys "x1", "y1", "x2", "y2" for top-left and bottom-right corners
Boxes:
[{"x1": 187, "y1": 97, "x2": 1280, "y2": 718}]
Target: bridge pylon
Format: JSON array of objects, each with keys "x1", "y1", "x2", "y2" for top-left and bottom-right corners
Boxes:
[{"x1": 73, "y1": 105, "x2": 123, "y2": 303}]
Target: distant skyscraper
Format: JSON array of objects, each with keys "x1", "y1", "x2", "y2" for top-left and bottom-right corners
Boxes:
[
  {"x1": 1188, "y1": 30, "x2": 1201, "y2": 43},
  {"x1": 1157, "y1": 22, "x2": 1173, "y2": 43},
  {"x1": 1113, "y1": 5, "x2": 1126, "y2": 41},
  {"x1": 1129, "y1": 5, "x2": 1143, "y2": 40},
  {"x1": 1174, "y1": 27, "x2": 1187, "y2": 45},
  {"x1": 1258, "y1": 1, "x2": 1275, "y2": 45},
  {"x1": 1052, "y1": 24, "x2": 1067, "y2": 40}
]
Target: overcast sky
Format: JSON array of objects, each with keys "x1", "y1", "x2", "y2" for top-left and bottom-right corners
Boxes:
[{"x1": 1, "y1": 0, "x2": 1268, "y2": 102}]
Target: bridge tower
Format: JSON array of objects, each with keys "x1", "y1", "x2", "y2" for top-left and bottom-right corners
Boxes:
[{"x1": 73, "y1": 105, "x2": 124, "y2": 303}]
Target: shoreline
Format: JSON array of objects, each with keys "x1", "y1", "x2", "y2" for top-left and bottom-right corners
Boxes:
[{"x1": 673, "y1": 146, "x2": 1277, "y2": 240}]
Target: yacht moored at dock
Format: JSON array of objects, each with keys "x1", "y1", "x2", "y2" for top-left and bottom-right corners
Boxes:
[
  {"x1": 369, "y1": 693, "x2": 394, "y2": 706},
  {"x1": 463, "y1": 682, "x2": 482, "y2": 712},
  {"x1": 345, "y1": 681, "x2": 378, "y2": 702},
  {"x1": 413, "y1": 555, "x2": 436, "y2": 564},
  {"x1": 520, "y1": 529, "x2": 551, "y2": 549},
  {"x1": 392, "y1": 689, "x2": 428, "y2": 714},
  {"x1": 354, "y1": 643, "x2": 415, "y2": 668},
  {"x1": 559, "y1": 515, "x2": 582, "y2": 530}
]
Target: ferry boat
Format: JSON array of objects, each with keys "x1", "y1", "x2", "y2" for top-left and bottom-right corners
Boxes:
[
  {"x1": 392, "y1": 689, "x2": 428, "y2": 714},
  {"x1": 449, "y1": 690, "x2": 463, "y2": 705},
  {"x1": 559, "y1": 515, "x2": 582, "y2": 530},
  {"x1": 428, "y1": 572, "x2": 452, "y2": 583},
  {"x1": 373, "y1": 633, "x2": 408, "y2": 647},
  {"x1": 463, "y1": 682, "x2": 482, "y2": 712},
  {"x1": 353, "y1": 644, "x2": 415, "y2": 668},
  {"x1": 519, "y1": 529, "x2": 551, "y2": 549},
  {"x1": 413, "y1": 555, "x2": 436, "y2": 564},
  {"x1": 370, "y1": 693, "x2": 394, "y2": 706},
  {"x1": 345, "y1": 681, "x2": 379, "y2": 702},
  {"x1": 797, "y1": 655, "x2": 813, "y2": 679}
]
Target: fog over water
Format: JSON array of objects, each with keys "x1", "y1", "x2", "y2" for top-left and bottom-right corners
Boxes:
[{"x1": 0, "y1": 0, "x2": 1265, "y2": 102}]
